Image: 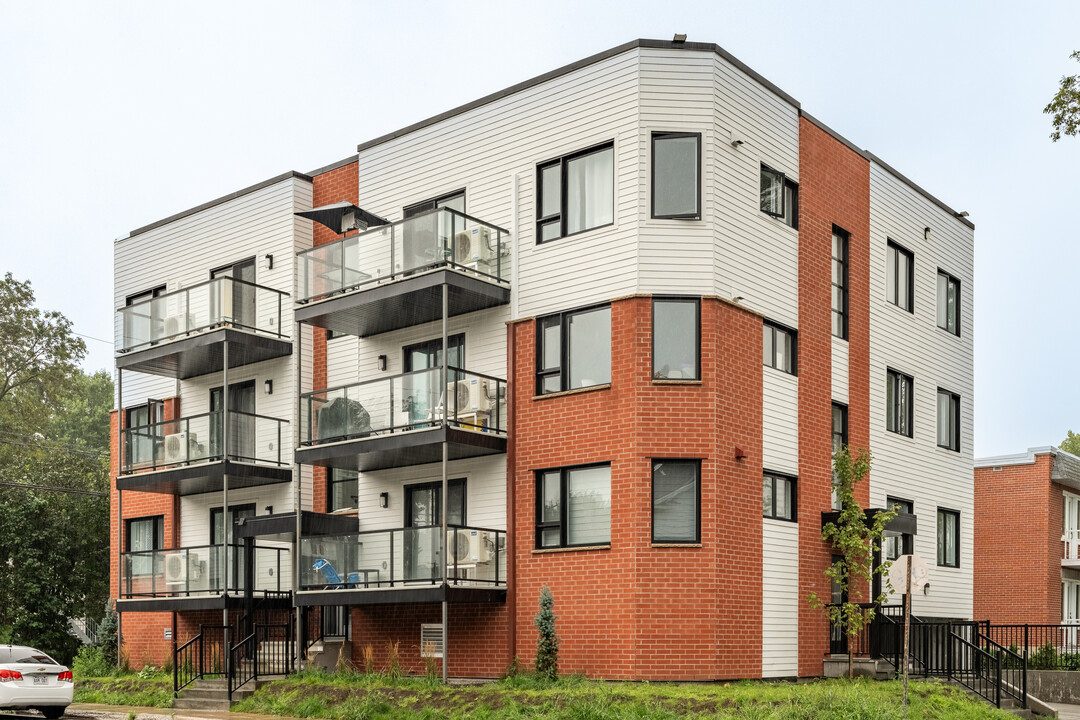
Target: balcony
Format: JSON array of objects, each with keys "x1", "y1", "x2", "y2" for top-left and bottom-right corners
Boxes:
[
  {"x1": 295, "y1": 525, "x2": 506, "y2": 606},
  {"x1": 116, "y1": 276, "x2": 291, "y2": 379},
  {"x1": 294, "y1": 208, "x2": 510, "y2": 337},
  {"x1": 294, "y1": 367, "x2": 506, "y2": 472},
  {"x1": 1064, "y1": 529, "x2": 1080, "y2": 569},
  {"x1": 117, "y1": 410, "x2": 291, "y2": 495}
]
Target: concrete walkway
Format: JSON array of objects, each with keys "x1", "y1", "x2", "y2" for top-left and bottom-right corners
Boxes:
[
  {"x1": 67, "y1": 704, "x2": 309, "y2": 720},
  {"x1": 1047, "y1": 703, "x2": 1080, "y2": 719}
]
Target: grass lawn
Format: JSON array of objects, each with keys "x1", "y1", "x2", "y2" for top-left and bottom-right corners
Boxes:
[
  {"x1": 73, "y1": 677, "x2": 174, "y2": 708},
  {"x1": 232, "y1": 671, "x2": 1019, "y2": 719}
]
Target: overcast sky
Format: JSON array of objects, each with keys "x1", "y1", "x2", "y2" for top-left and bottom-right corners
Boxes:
[{"x1": 1, "y1": 0, "x2": 1078, "y2": 458}]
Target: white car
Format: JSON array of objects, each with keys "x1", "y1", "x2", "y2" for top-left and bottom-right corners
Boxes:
[{"x1": 0, "y1": 646, "x2": 72, "y2": 719}]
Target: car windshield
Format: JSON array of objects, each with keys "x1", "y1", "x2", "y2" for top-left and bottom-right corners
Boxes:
[{"x1": 0, "y1": 648, "x2": 56, "y2": 664}]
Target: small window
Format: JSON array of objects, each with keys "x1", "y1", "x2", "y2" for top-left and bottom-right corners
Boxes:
[
  {"x1": 830, "y1": 403, "x2": 848, "y2": 511},
  {"x1": 886, "y1": 240, "x2": 914, "y2": 312},
  {"x1": 536, "y1": 464, "x2": 611, "y2": 548},
  {"x1": 760, "y1": 164, "x2": 798, "y2": 229},
  {"x1": 884, "y1": 497, "x2": 913, "y2": 561},
  {"x1": 652, "y1": 133, "x2": 700, "y2": 219},
  {"x1": 937, "y1": 508, "x2": 960, "y2": 567},
  {"x1": 832, "y1": 227, "x2": 849, "y2": 339},
  {"x1": 763, "y1": 321, "x2": 797, "y2": 375},
  {"x1": 937, "y1": 270, "x2": 960, "y2": 336},
  {"x1": 652, "y1": 460, "x2": 700, "y2": 543},
  {"x1": 537, "y1": 142, "x2": 614, "y2": 243},
  {"x1": 886, "y1": 369, "x2": 913, "y2": 437},
  {"x1": 125, "y1": 515, "x2": 164, "y2": 575},
  {"x1": 653, "y1": 298, "x2": 699, "y2": 379},
  {"x1": 763, "y1": 472, "x2": 796, "y2": 521},
  {"x1": 937, "y1": 389, "x2": 960, "y2": 452},
  {"x1": 328, "y1": 468, "x2": 359, "y2": 512},
  {"x1": 536, "y1": 305, "x2": 611, "y2": 394}
]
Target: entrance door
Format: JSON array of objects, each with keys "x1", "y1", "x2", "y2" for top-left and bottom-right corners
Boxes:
[
  {"x1": 210, "y1": 380, "x2": 256, "y2": 461},
  {"x1": 210, "y1": 503, "x2": 256, "y2": 591},
  {"x1": 403, "y1": 479, "x2": 465, "y2": 581},
  {"x1": 211, "y1": 258, "x2": 256, "y2": 329},
  {"x1": 402, "y1": 335, "x2": 465, "y2": 426},
  {"x1": 401, "y1": 192, "x2": 465, "y2": 273}
]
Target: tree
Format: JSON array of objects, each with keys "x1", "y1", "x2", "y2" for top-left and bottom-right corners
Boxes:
[
  {"x1": 1061, "y1": 430, "x2": 1080, "y2": 457},
  {"x1": 1045, "y1": 51, "x2": 1080, "y2": 142},
  {"x1": 534, "y1": 586, "x2": 559, "y2": 681},
  {"x1": 809, "y1": 446, "x2": 896, "y2": 680}
]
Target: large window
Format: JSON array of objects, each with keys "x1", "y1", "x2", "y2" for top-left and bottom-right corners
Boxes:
[
  {"x1": 937, "y1": 270, "x2": 960, "y2": 336},
  {"x1": 651, "y1": 133, "x2": 700, "y2": 219},
  {"x1": 763, "y1": 472, "x2": 796, "y2": 521},
  {"x1": 884, "y1": 497, "x2": 913, "y2": 561},
  {"x1": 937, "y1": 389, "x2": 960, "y2": 452},
  {"x1": 831, "y1": 403, "x2": 847, "y2": 511},
  {"x1": 937, "y1": 508, "x2": 960, "y2": 568},
  {"x1": 832, "y1": 228, "x2": 849, "y2": 339},
  {"x1": 886, "y1": 240, "x2": 914, "y2": 312},
  {"x1": 537, "y1": 142, "x2": 614, "y2": 243},
  {"x1": 653, "y1": 298, "x2": 699, "y2": 380},
  {"x1": 328, "y1": 469, "x2": 359, "y2": 512},
  {"x1": 125, "y1": 515, "x2": 164, "y2": 575},
  {"x1": 537, "y1": 305, "x2": 611, "y2": 394},
  {"x1": 763, "y1": 321, "x2": 797, "y2": 375},
  {"x1": 886, "y1": 369, "x2": 914, "y2": 437},
  {"x1": 537, "y1": 464, "x2": 611, "y2": 548},
  {"x1": 760, "y1": 165, "x2": 798, "y2": 229},
  {"x1": 652, "y1": 460, "x2": 700, "y2": 543}
]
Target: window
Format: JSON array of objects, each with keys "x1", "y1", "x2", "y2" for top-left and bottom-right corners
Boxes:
[
  {"x1": 884, "y1": 497, "x2": 913, "y2": 561},
  {"x1": 537, "y1": 142, "x2": 614, "y2": 242},
  {"x1": 328, "y1": 469, "x2": 358, "y2": 512},
  {"x1": 886, "y1": 240, "x2": 914, "y2": 312},
  {"x1": 403, "y1": 190, "x2": 465, "y2": 218},
  {"x1": 651, "y1": 460, "x2": 700, "y2": 543},
  {"x1": 652, "y1": 298, "x2": 699, "y2": 379},
  {"x1": 405, "y1": 479, "x2": 465, "y2": 527},
  {"x1": 832, "y1": 228, "x2": 849, "y2": 339},
  {"x1": 763, "y1": 472, "x2": 796, "y2": 521},
  {"x1": 760, "y1": 164, "x2": 798, "y2": 229},
  {"x1": 125, "y1": 516, "x2": 164, "y2": 575},
  {"x1": 124, "y1": 400, "x2": 163, "y2": 469},
  {"x1": 536, "y1": 305, "x2": 611, "y2": 394},
  {"x1": 937, "y1": 270, "x2": 960, "y2": 336},
  {"x1": 886, "y1": 369, "x2": 913, "y2": 437},
  {"x1": 831, "y1": 403, "x2": 847, "y2": 511},
  {"x1": 763, "y1": 321, "x2": 797, "y2": 375},
  {"x1": 327, "y1": 329, "x2": 345, "y2": 340},
  {"x1": 651, "y1": 133, "x2": 700, "y2": 219},
  {"x1": 937, "y1": 389, "x2": 960, "y2": 452},
  {"x1": 937, "y1": 508, "x2": 960, "y2": 567},
  {"x1": 536, "y1": 464, "x2": 611, "y2": 548}
]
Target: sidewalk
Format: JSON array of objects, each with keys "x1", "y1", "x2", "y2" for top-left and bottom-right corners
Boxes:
[
  {"x1": 68, "y1": 704, "x2": 308, "y2": 720},
  {"x1": 1049, "y1": 703, "x2": 1080, "y2": 720}
]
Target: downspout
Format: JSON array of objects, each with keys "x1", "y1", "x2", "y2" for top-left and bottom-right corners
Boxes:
[
  {"x1": 116, "y1": 367, "x2": 123, "y2": 671},
  {"x1": 441, "y1": 282, "x2": 449, "y2": 683},
  {"x1": 506, "y1": 173, "x2": 519, "y2": 666},
  {"x1": 294, "y1": 320, "x2": 303, "y2": 670}
]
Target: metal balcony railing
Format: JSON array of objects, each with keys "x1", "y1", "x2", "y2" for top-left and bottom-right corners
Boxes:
[{"x1": 119, "y1": 543, "x2": 289, "y2": 598}]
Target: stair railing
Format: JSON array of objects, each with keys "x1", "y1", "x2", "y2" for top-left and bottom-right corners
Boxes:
[{"x1": 174, "y1": 633, "x2": 202, "y2": 696}]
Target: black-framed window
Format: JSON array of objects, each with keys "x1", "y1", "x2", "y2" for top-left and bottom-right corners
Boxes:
[
  {"x1": 652, "y1": 297, "x2": 699, "y2": 380},
  {"x1": 536, "y1": 305, "x2": 611, "y2": 394},
  {"x1": 327, "y1": 329, "x2": 345, "y2": 340},
  {"x1": 328, "y1": 468, "x2": 359, "y2": 512},
  {"x1": 832, "y1": 227, "x2": 849, "y2": 339},
  {"x1": 937, "y1": 508, "x2": 960, "y2": 568},
  {"x1": 537, "y1": 142, "x2": 614, "y2": 243},
  {"x1": 763, "y1": 471, "x2": 796, "y2": 521},
  {"x1": 124, "y1": 399, "x2": 163, "y2": 469},
  {"x1": 886, "y1": 240, "x2": 914, "y2": 312},
  {"x1": 937, "y1": 389, "x2": 960, "y2": 452},
  {"x1": 760, "y1": 164, "x2": 798, "y2": 229},
  {"x1": 763, "y1": 321, "x2": 797, "y2": 375},
  {"x1": 403, "y1": 190, "x2": 465, "y2": 218},
  {"x1": 886, "y1": 369, "x2": 913, "y2": 437},
  {"x1": 937, "y1": 270, "x2": 960, "y2": 336},
  {"x1": 210, "y1": 503, "x2": 256, "y2": 546},
  {"x1": 536, "y1": 463, "x2": 611, "y2": 548},
  {"x1": 651, "y1": 460, "x2": 700, "y2": 543},
  {"x1": 884, "y1": 497, "x2": 913, "y2": 561},
  {"x1": 125, "y1": 515, "x2": 164, "y2": 575},
  {"x1": 405, "y1": 478, "x2": 466, "y2": 527},
  {"x1": 125, "y1": 285, "x2": 166, "y2": 307},
  {"x1": 651, "y1": 132, "x2": 700, "y2": 220},
  {"x1": 831, "y1": 403, "x2": 848, "y2": 511}
]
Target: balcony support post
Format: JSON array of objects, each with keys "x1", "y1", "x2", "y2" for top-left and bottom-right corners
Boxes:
[
  {"x1": 294, "y1": 320, "x2": 304, "y2": 671},
  {"x1": 116, "y1": 366, "x2": 124, "y2": 670},
  {"x1": 222, "y1": 340, "x2": 230, "y2": 673},
  {"x1": 441, "y1": 282, "x2": 449, "y2": 684}
]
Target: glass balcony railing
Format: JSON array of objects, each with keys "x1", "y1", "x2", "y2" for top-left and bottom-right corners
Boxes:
[
  {"x1": 119, "y1": 543, "x2": 290, "y2": 599},
  {"x1": 119, "y1": 410, "x2": 288, "y2": 475},
  {"x1": 296, "y1": 207, "x2": 509, "y2": 303},
  {"x1": 118, "y1": 276, "x2": 288, "y2": 352},
  {"x1": 299, "y1": 525, "x2": 506, "y2": 591},
  {"x1": 299, "y1": 367, "x2": 506, "y2": 445}
]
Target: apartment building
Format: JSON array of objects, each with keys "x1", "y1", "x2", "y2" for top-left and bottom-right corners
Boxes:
[{"x1": 110, "y1": 38, "x2": 974, "y2": 682}]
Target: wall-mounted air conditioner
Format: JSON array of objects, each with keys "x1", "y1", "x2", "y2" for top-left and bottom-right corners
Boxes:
[
  {"x1": 165, "y1": 551, "x2": 199, "y2": 585},
  {"x1": 467, "y1": 530, "x2": 491, "y2": 564},
  {"x1": 453, "y1": 227, "x2": 494, "y2": 265},
  {"x1": 445, "y1": 379, "x2": 490, "y2": 414},
  {"x1": 217, "y1": 279, "x2": 234, "y2": 324},
  {"x1": 447, "y1": 530, "x2": 473, "y2": 564},
  {"x1": 164, "y1": 432, "x2": 196, "y2": 463}
]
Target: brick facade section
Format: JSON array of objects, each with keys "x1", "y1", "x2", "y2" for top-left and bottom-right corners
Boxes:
[{"x1": 509, "y1": 296, "x2": 763, "y2": 680}]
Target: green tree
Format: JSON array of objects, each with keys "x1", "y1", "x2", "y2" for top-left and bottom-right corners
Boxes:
[
  {"x1": 1045, "y1": 51, "x2": 1080, "y2": 142},
  {"x1": 534, "y1": 586, "x2": 559, "y2": 681},
  {"x1": 809, "y1": 446, "x2": 896, "y2": 679},
  {"x1": 1061, "y1": 430, "x2": 1080, "y2": 457}
]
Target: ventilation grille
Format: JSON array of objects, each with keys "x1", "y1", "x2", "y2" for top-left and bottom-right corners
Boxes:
[{"x1": 420, "y1": 624, "x2": 443, "y2": 658}]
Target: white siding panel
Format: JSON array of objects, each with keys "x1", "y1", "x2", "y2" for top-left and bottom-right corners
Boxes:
[
  {"x1": 831, "y1": 337, "x2": 849, "y2": 405},
  {"x1": 763, "y1": 519, "x2": 799, "y2": 677},
  {"x1": 763, "y1": 369, "x2": 798, "y2": 475}
]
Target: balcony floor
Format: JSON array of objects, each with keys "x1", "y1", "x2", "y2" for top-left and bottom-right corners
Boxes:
[
  {"x1": 116, "y1": 327, "x2": 292, "y2": 379},
  {"x1": 116, "y1": 592, "x2": 293, "y2": 613},
  {"x1": 116, "y1": 460, "x2": 291, "y2": 496},
  {"x1": 295, "y1": 584, "x2": 506, "y2": 607},
  {"x1": 294, "y1": 425, "x2": 506, "y2": 472}
]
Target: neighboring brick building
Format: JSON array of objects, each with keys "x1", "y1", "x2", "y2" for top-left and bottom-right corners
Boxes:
[{"x1": 110, "y1": 38, "x2": 974, "y2": 682}]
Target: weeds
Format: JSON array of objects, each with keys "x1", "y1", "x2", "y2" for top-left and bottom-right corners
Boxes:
[
  {"x1": 421, "y1": 641, "x2": 439, "y2": 685},
  {"x1": 363, "y1": 644, "x2": 375, "y2": 675},
  {"x1": 384, "y1": 641, "x2": 401, "y2": 683}
]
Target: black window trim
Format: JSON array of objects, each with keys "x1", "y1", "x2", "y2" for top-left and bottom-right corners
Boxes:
[
  {"x1": 650, "y1": 458, "x2": 702, "y2": 543},
  {"x1": 209, "y1": 255, "x2": 257, "y2": 280},
  {"x1": 937, "y1": 268, "x2": 962, "y2": 337},
  {"x1": 936, "y1": 387, "x2": 961, "y2": 452},
  {"x1": 886, "y1": 239, "x2": 915, "y2": 313},
  {"x1": 652, "y1": 296, "x2": 701, "y2": 380},
  {"x1": 536, "y1": 140, "x2": 616, "y2": 244},
  {"x1": 937, "y1": 506, "x2": 961, "y2": 568},
  {"x1": 832, "y1": 225, "x2": 849, "y2": 340},
  {"x1": 759, "y1": 163, "x2": 799, "y2": 229},
  {"x1": 886, "y1": 367, "x2": 914, "y2": 438},
  {"x1": 124, "y1": 514, "x2": 165, "y2": 553},
  {"x1": 403, "y1": 477, "x2": 467, "y2": 527},
  {"x1": 536, "y1": 302, "x2": 611, "y2": 395},
  {"x1": 763, "y1": 319, "x2": 798, "y2": 376},
  {"x1": 535, "y1": 461, "x2": 612, "y2": 549},
  {"x1": 403, "y1": 189, "x2": 466, "y2": 218},
  {"x1": 763, "y1": 469, "x2": 798, "y2": 522},
  {"x1": 650, "y1": 131, "x2": 702, "y2": 221},
  {"x1": 884, "y1": 496, "x2": 914, "y2": 560},
  {"x1": 831, "y1": 401, "x2": 849, "y2": 449},
  {"x1": 327, "y1": 468, "x2": 360, "y2": 513},
  {"x1": 125, "y1": 284, "x2": 167, "y2": 307}
]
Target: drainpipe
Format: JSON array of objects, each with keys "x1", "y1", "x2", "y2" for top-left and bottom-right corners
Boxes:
[
  {"x1": 116, "y1": 367, "x2": 123, "y2": 671},
  {"x1": 222, "y1": 339, "x2": 230, "y2": 668},
  {"x1": 441, "y1": 282, "x2": 449, "y2": 683}
]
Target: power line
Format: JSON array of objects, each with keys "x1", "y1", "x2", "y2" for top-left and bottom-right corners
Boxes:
[
  {"x1": 0, "y1": 434, "x2": 108, "y2": 458},
  {"x1": 0, "y1": 481, "x2": 107, "y2": 498},
  {"x1": 72, "y1": 330, "x2": 113, "y2": 346}
]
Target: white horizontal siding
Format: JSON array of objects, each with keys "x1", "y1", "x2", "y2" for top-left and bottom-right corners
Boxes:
[
  {"x1": 763, "y1": 519, "x2": 799, "y2": 677},
  {"x1": 831, "y1": 337, "x2": 849, "y2": 405},
  {"x1": 763, "y1": 369, "x2": 798, "y2": 476}
]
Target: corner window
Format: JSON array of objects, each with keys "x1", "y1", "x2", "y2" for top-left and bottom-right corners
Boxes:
[
  {"x1": 652, "y1": 298, "x2": 699, "y2": 379},
  {"x1": 830, "y1": 403, "x2": 847, "y2": 511},
  {"x1": 886, "y1": 369, "x2": 913, "y2": 437},
  {"x1": 125, "y1": 516, "x2": 164, "y2": 575},
  {"x1": 763, "y1": 472, "x2": 796, "y2": 521},
  {"x1": 652, "y1": 460, "x2": 700, "y2": 543},
  {"x1": 536, "y1": 305, "x2": 611, "y2": 394},
  {"x1": 537, "y1": 142, "x2": 614, "y2": 243},
  {"x1": 763, "y1": 321, "x2": 797, "y2": 375},
  {"x1": 886, "y1": 240, "x2": 914, "y2": 312},
  {"x1": 537, "y1": 464, "x2": 611, "y2": 548},
  {"x1": 832, "y1": 227, "x2": 849, "y2": 339},
  {"x1": 937, "y1": 508, "x2": 960, "y2": 567},
  {"x1": 884, "y1": 497, "x2": 913, "y2": 561},
  {"x1": 651, "y1": 133, "x2": 700, "y2": 219},
  {"x1": 937, "y1": 389, "x2": 960, "y2": 452},
  {"x1": 328, "y1": 468, "x2": 359, "y2": 512},
  {"x1": 760, "y1": 164, "x2": 798, "y2": 229},
  {"x1": 937, "y1": 270, "x2": 960, "y2": 336}
]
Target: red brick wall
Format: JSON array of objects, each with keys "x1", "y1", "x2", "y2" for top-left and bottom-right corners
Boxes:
[
  {"x1": 509, "y1": 296, "x2": 763, "y2": 680},
  {"x1": 796, "y1": 117, "x2": 872, "y2": 675},
  {"x1": 974, "y1": 455, "x2": 1058, "y2": 623}
]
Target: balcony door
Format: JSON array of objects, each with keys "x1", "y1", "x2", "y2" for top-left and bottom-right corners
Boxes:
[
  {"x1": 402, "y1": 335, "x2": 464, "y2": 426},
  {"x1": 403, "y1": 479, "x2": 465, "y2": 581},
  {"x1": 210, "y1": 257, "x2": 256, "y2": 329},
  {"x1": 210, "y1": 380, "x2": 255, "y2": 461},
  {"x1": 210, "y1": 503, "x2": 256, "y2": 591},
  {"x1": 401, "y1": 191, "x2": 464, "y2": 273}
]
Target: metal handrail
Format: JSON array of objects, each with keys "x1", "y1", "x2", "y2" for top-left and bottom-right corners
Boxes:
[
  {"x1": 949, "y1": 631, "x2": 1001, "y2": 708},
  {"x1": 116, "y1": 275, "x2": 289, "y2": 313}
]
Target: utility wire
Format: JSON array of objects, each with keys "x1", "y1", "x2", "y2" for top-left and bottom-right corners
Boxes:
[
  {"x1": 0, "y1": 435, "x2": 108, "y2": 458},
  {"x1": 72, "y1": 331, "x2": 113, "y2": 346},
  {"x1": 0, "y1": 480, "x2": 107, "y2": 498}
]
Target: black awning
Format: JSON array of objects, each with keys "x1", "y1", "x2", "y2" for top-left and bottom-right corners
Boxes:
[
  {"x1": 235, "y1": 510, "x2": 359, "y2": 539},
  {"x1": 820, "y1": 508, "x2": 918, "y2": 536},
  {"x1": 296, "y1": 202, "x2": 389, "y2": 234}
]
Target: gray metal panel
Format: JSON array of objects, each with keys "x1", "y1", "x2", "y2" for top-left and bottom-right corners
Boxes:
[
  {"x1": 294, "y1": 585, "x2": 506, "y2": 607},
  {"x1": 294, "y1": 426, "x2": 507, "y2": 472},
  {"x1": 116, "y1": 593, "x2": 292, "y2": 613},
  {"x1": 115, "y1": 460, "x2": 292, "y2": 496},
  {"x1": 114, "y1": 328, "x2": 292, "y2": 379},
  {"x1": 235, "y1": 510, "x2": 359, "y2": 539}
]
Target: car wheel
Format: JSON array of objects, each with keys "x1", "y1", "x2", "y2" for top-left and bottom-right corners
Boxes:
[{"x1": 40, "y1": 707, "x2": 66, "y2": 719}]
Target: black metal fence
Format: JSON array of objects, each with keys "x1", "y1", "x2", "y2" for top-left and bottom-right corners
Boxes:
[{"x1": 229, "y1": 623, "x2": 294, "y2": 699}]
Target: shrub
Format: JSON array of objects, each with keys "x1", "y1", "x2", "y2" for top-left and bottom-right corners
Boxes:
[
  {"x1": 72, "y1": 645, "x2": 114, "y2": 678},
  {"x1": 95, "y1": 603, "x2": 119, "y2": 668},
  {"x1": 534, "y1": 585, "x2": 559, "y2": 681},
  {"x1": 1030, "y1": 641, "x2": 1060, "y2": 670}
]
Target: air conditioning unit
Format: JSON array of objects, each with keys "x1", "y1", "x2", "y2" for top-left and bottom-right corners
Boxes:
[
  {"x1": 164, "y1": 432, "x2": 196, "y2": 463},
  {"x1": 163, "y1": 314, "x2": 185, "y2": 337},
  {"x1": 216, "y1": 278, "x2": 234, "y2": 324},
  {"x1": 444, "y1": 379, "x2": 490, "y2": 414},
  {"x1": 467, "y1": 530, "x2": 492, "y2": 564},
  {"x1": 165, "y1": 551, "x2": 199, "y2": 585},
  {"x1": 447, "y1": 529, "x2": 472, "y2": 564},
  {"x1": 453, "y1": 227, "x2": 494, "y2": 265}
]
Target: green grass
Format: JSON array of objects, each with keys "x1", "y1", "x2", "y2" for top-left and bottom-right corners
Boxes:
[
  {"x1": 231, "y1": 672, "x2": 1019, "y2": 719},
  {"x1": 73, "y1": 677, "x2": 173, "y2": 708}
]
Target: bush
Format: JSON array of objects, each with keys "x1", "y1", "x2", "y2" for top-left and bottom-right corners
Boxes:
[
  {"x1": 72, "y1": 645, "x2": 114, "y2": 679},
  {"x1": 534, "y1": 586, "x2": 559, "y2": 681},
  {"x1": 1030, "y1": 641, "x2": 1060, "y2": 670}
]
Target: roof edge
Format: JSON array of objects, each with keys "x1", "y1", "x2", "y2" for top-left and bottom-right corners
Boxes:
[
  {"x1": 974, "y1": 446, "x2": 1059, "y2": 468},
  {"x1": 307, "y1": 154, "x2": 358, "y2": 177},
  {"x1": 864, "y1": 151, "x2": 975, "y2": 231}
]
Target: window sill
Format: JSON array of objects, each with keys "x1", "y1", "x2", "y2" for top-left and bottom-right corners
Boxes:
[
  {"x1": 652, "y1": 379, "x2": 701, "y2": 386},
  {"x1": 533, "y1": 384, "x2": 611, "y2": 401},
  {"x1": 650, "y1": 543, "x2": 702, "y2": 548},
  {"x1": 532, "y1": 545, "x2": 610, "y2": 554}
]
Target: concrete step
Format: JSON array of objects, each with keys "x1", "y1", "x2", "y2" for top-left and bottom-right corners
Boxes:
[{"x1": 173, "y1": 697, "x2": 232, "y2": 711}]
